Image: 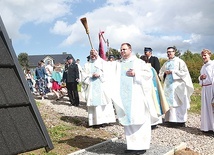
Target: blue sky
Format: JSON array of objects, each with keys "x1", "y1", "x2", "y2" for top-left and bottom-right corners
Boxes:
[{"x1": 1, "y1": 0, "x2": 214, "y2": 66}]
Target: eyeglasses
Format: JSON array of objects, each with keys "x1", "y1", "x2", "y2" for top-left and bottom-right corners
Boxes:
[
  {"x1": 120, "y1": 49, "x2": 128, "y2": 51},
  {"x1": 167, "y1": 50, "x2": 174, "y2": 53}
]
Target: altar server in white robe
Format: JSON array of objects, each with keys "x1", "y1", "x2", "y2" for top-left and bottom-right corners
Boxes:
[
  {"x1": 81, "y1": 49, "x2": 116, "y2": 127},
  {"x1": 159, "y1": 46, "x2": 194, "y2": 127},
  {"x1": 199, "y1": 49, "x2": 214, "y2": 133},
  {"x1": 111, "y1": 43, "x2": 158, "y2": 154}
]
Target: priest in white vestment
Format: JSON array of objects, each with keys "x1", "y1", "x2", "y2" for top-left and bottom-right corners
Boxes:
[
  {"x1": 159, "y1": 47, "x2": 194, "y2": 127},
  {"x1": 199, "y1": 49, "x2": 214, "y2": 133},
  {"x1": 111, "y1": 43, "x2": 158, "y2": 154},
  {"x1": 81, "y1": 49, "x2": 116, "y2": 127}
]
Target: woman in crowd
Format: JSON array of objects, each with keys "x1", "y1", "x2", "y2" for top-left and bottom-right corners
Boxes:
[
  {"x1": 25, "y1": 69, "x2": 34, "y2": 93},
  {"x1": 51, "y1": 63, "x2": 64, "y2": 101}
]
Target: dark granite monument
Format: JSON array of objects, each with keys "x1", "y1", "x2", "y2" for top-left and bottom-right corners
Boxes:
[{"x1": 0, "y1": 16, "x2": 53, "y2": 154}]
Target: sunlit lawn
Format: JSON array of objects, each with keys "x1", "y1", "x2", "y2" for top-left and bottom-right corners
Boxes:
[{"x1": 189, "y1": 83, "x2": 201, "y2": 114}]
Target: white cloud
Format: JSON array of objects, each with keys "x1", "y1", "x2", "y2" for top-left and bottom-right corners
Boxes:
[
  {"x1": 50, "y1": 20, "x2": 73, "y2": 35},
  {"x1": 70, "y1": 0, "x2": 214, "y2": 54},
  {"x1": 1, "y1": 0, "x2": 214, "y2": 58},
  {"x1": 183, "y1": 34, "x2": 201, "y2": 44},
  {"x1": 0, "y1": 0, "x2": 71, "y2": 39}
]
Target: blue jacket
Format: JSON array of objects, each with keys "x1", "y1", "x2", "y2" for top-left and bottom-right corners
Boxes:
[{"x1": 35, "y1": 66, "x2": 47, "y2": 79}]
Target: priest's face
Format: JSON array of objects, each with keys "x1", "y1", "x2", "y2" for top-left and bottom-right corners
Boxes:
[
  {"x1": 167, "y1": 48, "x2": 175, "y2": 59},
  {"x1": 120, "y1": 44, "x2": 132, "y2": 59},
  {"x1": 90, "y1": 49, "x2": 98, "y2": 60}
]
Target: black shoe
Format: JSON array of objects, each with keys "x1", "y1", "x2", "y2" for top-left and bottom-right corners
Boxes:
[
  {"x1": 166, "y1": 122, "x2": 185, "y2": 128},
  {"x1": 202, "y1": 130, "x2": 214, "y2": 134},
  {"x1": 151, "y1": 125, "x2": 158, "y2": 130},
  {"x1": 124, "y1": 149, "x2": 146, "y2": 154},
  {"x1": 176, "y1": 122, "x2": 186, "y2": 127},
  {"x1": 69, "y1": 100, "x2": 74, "y2": 105},
  {"x1": 92, "y1": 125, "x2": 101, "y2": 128},
  {"x1": 73, "y1": 102, "x2": 79, "y2": 107}
]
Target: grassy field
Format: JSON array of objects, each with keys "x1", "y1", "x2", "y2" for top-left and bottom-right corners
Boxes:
[{"x1": 189, "y1": 83, "x2": 201, "y2": 114}]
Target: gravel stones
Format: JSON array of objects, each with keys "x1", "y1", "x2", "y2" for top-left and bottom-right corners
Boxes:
[{"x1": 39, "y1": 93, "x2": 214, "y2": 155}]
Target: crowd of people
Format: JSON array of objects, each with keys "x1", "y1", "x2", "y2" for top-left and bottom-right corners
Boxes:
[{"x1": 24, "y1": 45, "x2": 214, "y2": 154}]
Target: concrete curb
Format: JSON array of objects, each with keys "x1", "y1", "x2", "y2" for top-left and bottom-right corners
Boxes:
[
  {"x1": 67, "y1": 137, "x2": 118, "y2": 155},
  {"x1": 164, "y1": 142, "x2": 187, "y2": 155},
  {"x1": 68, "y1": 138, "x2": 186, "y2": 155}
]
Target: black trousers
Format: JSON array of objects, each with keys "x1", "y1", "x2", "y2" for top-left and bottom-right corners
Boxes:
[{"x1": 66, "y1": 82, "x2": 80, "y2": 106}]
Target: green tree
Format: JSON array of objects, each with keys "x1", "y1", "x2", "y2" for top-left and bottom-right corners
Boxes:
[
  {"x1": 172, "y1": 46, "x2": 181, "y2": 57},
  {"x1": 180, "y1": 50, "x2": 203, "y2": 83},
  {"x1": 135, "y1": 53, "x2": 141, "y2": 58},
  {"x1": 18, "y1": 52, "x2": 29, "y2": 71},
  {"x1": 159, "y1": 58, "x2": 167, "y2": 67},
  {"x1": 211, "y1": 53, "x2": 214, "y2": 60},
  {"x1": 106, "y1": 48, "x2": 120, "y2": 59}
]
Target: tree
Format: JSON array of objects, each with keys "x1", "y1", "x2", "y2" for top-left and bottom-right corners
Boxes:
[
  {"x1": 159, "y1": 58, "x2": 167, "y2": 67},
  {"x1": 135, "y1": 53, "x2": 141, "y2": 58},
  {"x1": 172, "y1": 46, "x2": 181, "y2": 57},
  {"x1": 211, "y1": 53, "x2": 214, "y2": 60},
  {"x1": 180, "y1": 50, "x2": 203, "y2": 83},
  {"x1": 18, "y1": 52, "x2": 29, "y2": 71},
  {"x1": 106, "y1": 48, "x2": 121, "y2": 59}
]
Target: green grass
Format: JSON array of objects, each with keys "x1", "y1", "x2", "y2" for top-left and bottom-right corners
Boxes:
[
  {"x1": 189, "y1": 83, "x2": 201, "y2": 114},
  {"x1": 48, "y1": 125, "x2": 71, "y2": 142},
  {"x1": 193, "y1": 83, "x2": 201, "y2": 89},
  {"x1": 77, "y1": 83, "x2": 82, "y2": 92},
  {"x1": 36, "y1": 101, "x2": 41, "y2": 107}
]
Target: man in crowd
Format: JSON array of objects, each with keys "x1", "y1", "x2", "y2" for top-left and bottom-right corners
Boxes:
[
  {"x1": 144, "y1": 47, "x2": 160, "y2": 74},
  {"x1": 63, "y1": 56, "x2": 80, "y2": 106},
  {"x1": 111, "y1": 43, "x2": 158, "y2": 154},
  {"x1": 76, "y1": 59, "x2": 82, "y2": 82},
  {"x1": 108, "y1": 55, "x2": 115, "y2": 62},
  {"x1": 159, "y1": 46, "x2": 194, "y2": 127}
]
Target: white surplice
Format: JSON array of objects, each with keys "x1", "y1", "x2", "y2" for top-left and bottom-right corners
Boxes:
[
  {"x1": 199, "y1": 60, "x2": 214, "y2": 132},
  {"x1": 81, "y1": 57, "x2": 116, "y2": 126},
  {"x1": 111, "y1": 55, "x2": 158, "y2": 150},
  {"x1": 159, "y1": 57, "x2": 194, "y2": 123}
]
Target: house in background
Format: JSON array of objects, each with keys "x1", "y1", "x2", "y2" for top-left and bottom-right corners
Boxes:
[{"x1": 28, "y1": 52, "x2": 74, "y2": 70}]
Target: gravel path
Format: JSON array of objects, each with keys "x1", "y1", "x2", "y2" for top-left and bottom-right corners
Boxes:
[{"x1": 38, "y1": 93, "x2": 214, "y2": 155}]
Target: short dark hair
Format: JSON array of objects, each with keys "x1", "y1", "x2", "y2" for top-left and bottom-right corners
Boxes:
[
  {"x1": 167, "y1": 47, "x2": 176, "y2": 51},
  {"x1": 38, "y1": 61, "x2": 43, "y2": 66},
  {"x1": 144, "y1": 47, "x2": 152, "y2": 52},
  {"x1": 121, "y1": 43, "x2": 132, "y2": 49},
  {"x1": 140, "y1": 55, "x2": 148, "y2": 63}
]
